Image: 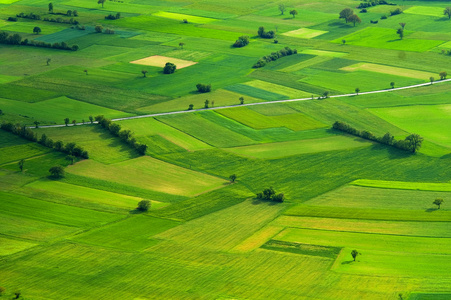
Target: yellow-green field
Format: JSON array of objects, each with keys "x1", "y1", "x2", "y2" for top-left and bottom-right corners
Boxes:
[
  {"x1": 282, "y1": 28, "x2": 328, "y2": 39},
  {"x1": 342, "y1": 63, "x2": 435, "y2": 80}
]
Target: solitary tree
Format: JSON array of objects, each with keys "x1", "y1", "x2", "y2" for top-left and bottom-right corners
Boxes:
[
  {"x1": 64, "y1": 117, "x2": 70, "y2": 126},
  {"x1": 72, "y1": 120, "x2": 76, "y2": 126},
  {"x1": 33, "y1": 26, "x2": 41, "y2": 34},
  {"x1": 239, "y1": 96, "x2": 244, "y2": 104},
  {"x1": 429, "y1": 76, "x2": 434, "y2": 84},
  {"x1": 84, "y1": 69, "x2": 88, "y2": 75},
  {"x1": 204, "y1": 99, "x2": 209, "y2": 108},
  {"x1": 290, "y1": 9, "x2": 298, "y2": 18},
  {"x1": 278, "y1": 4, "x2": 286, "y2": 15},
  {"x1": 342, "y1": 39, "x2": 346, "y2": 45},
  {"x1": 188, "y1": 104, "x2": 194, "y2": 110},
  {"x1": 89, "y1": 115, "x2": 94, "y2": 124},
  {"x1": 18, "y1": 159, "x2": 24, "y2": 172},
  {"x1": 98, "y1": 0, "x2": 105, "y2": 8},
  {"x1": 49, "y1": 165, "x2": 64, "y2": 178},
  {"x1": 141, "y1": 70, "x2": 148, "y2": 78},
  {"x1": 433, "y1": 198, "x2": 444, "y2": 209},
  {"x1": 339, "y1": 8, "x2": 354, "y2": 23},
  {"x1": 348, "y1": 14, "x2": 361, "y2": 27},
  {"x1": 390, "y1": 82, "x2": 395, "y2": 89},
  {"x1": 355, "y1": 87, "x2": 360, "y2": 95},
  {"x1": 397, "y1": 28, "x2": 404, "y2": 40},
  {"x1": 351, "y1": 249, "x2": 360, "y2": 261},
  {"x1": 163, "y1": 62, "x2": 176, "y2": 74},
  {"x1": 67, "y1": 10, "x2": 72, "y2": 16},
  {"x1": 48, "y1": 2, "x2": 53, "y2": 13},
  {"x1": 137, "y1": 200, "x2": 151, "y2": 211},
  {"x1": 444, "y1": 7, "x2": 451, "y2": 20},
  {"x1": 405, "y1": 133, "x2": 423, "y2": 153},
  {"x1": 440, "y1": 71, "x2": 447, "y2": 80},
  {"x1": 46, "y1": 58, "x2": 51, "y2": 66},
  {"x1": 323, "y1": 91, "x2": 329, "y2": 98},
  {"x1": 229, "y1": 174, "x2": 237, "y2": 183},
  {"x1": 179, "y1": 42, "x2": 185, "y2": 49}
]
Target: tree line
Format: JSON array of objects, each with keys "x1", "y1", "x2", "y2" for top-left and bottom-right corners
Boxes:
[
  {"x1": 253, "y1": 46, "x2": 298, "y2": 68},
  {"x1": 14, "y1": 12, "x2": 80, "y2": 25},
  {"x1": 0, "y1": 31, "x2": 79, "y2": 51},
  {"x1": 94, "y1": 115, "x2": 148, "y2": 155},
  {"x1": 332, "y1": 121, "x2": 423, "y2": 153},
  {"x1": 0, "y1": 121, "x2": 89, "y2": 159}
]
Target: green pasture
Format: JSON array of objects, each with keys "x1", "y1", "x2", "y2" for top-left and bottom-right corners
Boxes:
[
  {"x1": 225, "y1": 135, "x2": 373, "y2": 159},
  {"x1": 244, "y1": 80, "x2": 311, "y2": 99},
  {"x1": 283, "y1": 28, "x2": 328, "y2": 39},
  {"x1": 351, "y1": 179, "x2": 451, "y2": 192},
  {"x1": 0, "y1": 143, "x2": 50, "y2": 165},
  {"x1": 152, "y1": 11, "x2": 217, "y2": 23},
  {"x1": 2, "y1": 21, "x2": 67, "y2": 35},
  {"x1": 67, "y1": 156, "x2": 227, "y2": 197},
  {"x1": 342, "y1": 62, "x2": 436, "y2": 80},
  {"x1": 369, "y1": 104, "x2": 451, "y2": 148},
  {"x1": 0, "y1": 236, "x2": 36, "y2": 256},
  {"x1": 72, "y1": 215, "x2": 179, "y2": 251},
  {"x1": 0, "y1": 130, "x2": 30, "y2": 147}
]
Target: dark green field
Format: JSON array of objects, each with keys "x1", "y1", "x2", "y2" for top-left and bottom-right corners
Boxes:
[{"x1": 1, "y1": 0, "x2": 451, "y2": 299}]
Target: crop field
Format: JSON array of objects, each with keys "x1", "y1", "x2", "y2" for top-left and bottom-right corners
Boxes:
[{"x1": 2, "y1": 0, "x2": 451, "y2": 299}]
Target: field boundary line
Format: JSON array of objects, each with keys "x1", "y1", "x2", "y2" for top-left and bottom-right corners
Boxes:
[{"x1": 33, "y1": 79, "x2": 451, "y2": 128}]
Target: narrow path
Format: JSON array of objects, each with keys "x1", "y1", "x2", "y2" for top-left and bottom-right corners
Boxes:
[{"x1": 35, "y1": 79, "x2": 451, "y2": 129}]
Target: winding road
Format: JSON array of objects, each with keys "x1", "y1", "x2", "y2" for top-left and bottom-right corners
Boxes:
[{"x1": 34, "y1": 79, "x2": 451, "y2": 129}]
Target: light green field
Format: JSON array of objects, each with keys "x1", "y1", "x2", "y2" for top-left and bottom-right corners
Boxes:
[
  {"x1": 282, "y1": 28, "x2": 328, "y2": 39},
  {"x1": 404, "y1": 6, "x2": 445, "y2": 17},
  {"x1": 217, "y1": 106, "x2": 326, "y2": 131},
  {"x1": 152, "y1": 11, "x2": 217, "y2": 23},
  {"x1": 369, "y1": 104, "x2": 451, "y2": 148},
  {"x1": 0, "y1": 236, "x2": 36, "y2": 256},
  {"x1": 244, "y1": 80, "x2": 311, "y2": 99},
  {"x1": 225, "y1": 135, "x2": 373, "y2": 159},
  {"x1": 25, "y1": 180, "x2": 167, "y2": 210},
  {"x1": 342, "y1": 63, "x2": 435, "y2": 80},
  {"x1": 67, "y1": 156, "x2": 227, "y2": 197},
  {"x1": 0, "y1": 143, "x2": 51, "y2": 165},
  {"x1": 351, "y1": 179, "x2": 451, "y2": 192},
  {"x1": 301, "y1": 49, "x2": 347, "y2": 57}
]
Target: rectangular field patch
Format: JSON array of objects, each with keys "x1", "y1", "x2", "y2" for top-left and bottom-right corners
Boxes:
[
  {"x1": 0, "y1": 237, "x2": 36, "y2": 256},
  {"x1": 152, "y1": 11, "x2": 217, "y2": 23},
  {"x1": 282, "y1": 28, "x2": 328, "y2": 39},
  {"x1": 404, "y1": 6, "x2": 445, "y2": 17},
  {"x1": 342, "y1": 63, "x2": 435, "y2": 80},
  {"x1": 130, "y1": 55, "x2": 197, "y2": 69},
  {"x1": 351, "y1": 179, "x2": 451, "y2": 192}
]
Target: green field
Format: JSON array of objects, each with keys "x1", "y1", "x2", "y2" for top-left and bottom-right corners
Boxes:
[{"x1": 1, "y1": 0, "x2": 451, "y2": 298}]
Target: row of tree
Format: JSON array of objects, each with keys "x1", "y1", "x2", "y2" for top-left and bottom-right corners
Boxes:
[
  {"x1": 94, "y1": 115, "x2": 148, "y2": 155},
  {"x1": 0, "y1": 121, "x2": 89, "y2": 159},
  {"x1": 357, "y1": 0, "x2": 395, "y2": 9},
  {"x1": 0, "y1": 31, "x2": 79, "y2": 51},
  {"x1": 253, "y1": 46, "x2": 298, "y2": 68},
  {"x1": 332, "y1": 121, "x2": 423, "y2": 153},
  {"x1": 256, "y1": 187, "x2": 285, "y2": 203}
]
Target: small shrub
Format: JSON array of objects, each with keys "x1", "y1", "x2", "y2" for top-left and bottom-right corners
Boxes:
[{"x1": 137, "y1": 200, "x2": 151, "y2": 211}]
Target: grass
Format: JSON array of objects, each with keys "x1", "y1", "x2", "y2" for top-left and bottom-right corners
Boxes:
[
  {"x1": 225, "y1": 135, "x2": 373, "y2": 159},
  {"x1": 282, "y1": 28, "x2": 328, "y2": 39},
  {"x1": 0, "y1": 236, "x2": 36, "y2": 256},
  {"x1": 342, "y1": 63, "x2": 436, "y2": 80},
  {"x1": 152, "y1": 11, "x2": 217, "y2": 23},
  {"x1": 0, "y1": 143, "x2": 51, "y2": 165},
  {"x1": 67, "y1": 156, "x2": 227, "y2": 197},
  {"x1": 351, "y1": 179, "x2": 451, "y2": 192}
]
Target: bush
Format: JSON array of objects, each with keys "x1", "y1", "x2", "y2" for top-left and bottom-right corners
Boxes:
[
  {"x1": 233, "y1": 35, "x2": 249, "y2": 48},
  {"x1": 163, "y1": 62, "x2": 176, "y2": 74},
  {"x1": 381, "y1": 15, "x2": 387, "y2": 19},
  {"x1": 257, "y1": 26, "x2": 275, "y2": 39},
  {"x1": 256, "y1": 187, "x2": 285, "y2": 203},
  {"x1": 7, "y1": 17, "x2": 17, "y2": 21},
  {"x1": 137, "y1": 200, "x2": 151, "y2": 211},
  {"x1": 196, "y1": 83, "x2": 211, "y2": 93}
]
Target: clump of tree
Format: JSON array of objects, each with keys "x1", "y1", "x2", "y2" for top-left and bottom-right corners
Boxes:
[
  {"x1": 0, "y1": 30, "x2": 79, "y2": 50},
  {"x1": 256, "y1": 187, "x2": 285, "y2": 203},
  {"x1": 95, "y1": 25, "x2": 103, "y2": 33},
  {"x1": 163, "y1": 62, "x2": 176, "y2": 74},
  {"x1": 257, "y1": 26, "x2": 275, "y2": 39},
  {"x1": 137, "y1": 200, "x2": 151, "y2": 211},
  {"x1": 253, "y1": 46, "x2": 297, "y2": 68},
  {"x1": 105, "y1": 12, "x2": 121, "y2": 20},
  {"x1": 42, "y1": 16, "x2": 79, "y2": 25},
  {"x1": 357, "y1": 0, "x2": 394, "y2": 9},
  {"x1": 332, "y1": 121, "x2": 423, "y2": 153},
  {"x1": 95, "y1": 115, "x2": 148, "y2": 155},
  {"x1": 49, "y1": 165, "x2": 64, "y2": 179},
  {"x1": 104, "y1": 28, "x2": 115, "y2": 34},
  {"x1": 196, "y1": 83, "x2": 211, "y2": 93},
  {"x1": 7, "y1": 17, "x2": 17, "y2": 21},
  {"x1": 390, "y1": 7, "x2": 402, "y2": 16},
  {"x1": 440, "y1": 71, "x2": 447, "y2": 80},
  {"x1": 233, "y1": 35, "x2": 249, "y2": 48},
  {"x1": 16, "y1": 12, "x2": 41, "y2": 20},
  {"x1": 339, "y1": 8, "x2": 361, "y2": 26}
]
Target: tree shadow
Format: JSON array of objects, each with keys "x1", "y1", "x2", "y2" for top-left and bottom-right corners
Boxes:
[
  {"x1": 387, "y1": 39, "x2": 402, "y2": 43},
  {"x1": 425, "y1": 208, "x2": 437, "y2": 213},
  {"x1": 341, "y1": 260, "x2": 354, "y2": 265},
  {"x1": 440, "y1": 152, "x2": 451, "y2": 160},
  {"x1": 435, "y1": 17, "x2": 449, "y2": 22},
  {"x1": 327, "y1": 21, "x2": 351, "y2": 28}
]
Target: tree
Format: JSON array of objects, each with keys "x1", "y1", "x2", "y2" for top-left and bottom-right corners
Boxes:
[
  {"x1": 33, "y1": 26, "x2": 41, "y2": 34},
  {"x1": 229, "y1": 174, "x2": 236, "y2": 183},
  {"x1": 444, "y1": 7, "x2": 451, "y2": 20},
  {"x1": 72, "y1": 120, "x2": 76, "y2": 126},
  {"x1": 73, "y1": 10, "x2": 78, "y2": 16},
  {"x1": 64, "y1": 117, "x2": 70, "y2": 126},
  {"x1": 290, "y1": 9, "x2": 298, "y2": 18},
  {"x1": 339, "y1": 8, "x2": 354, "y2": 23},
  {"x1": 49, "y1": 165, "x2": 64, "y2": 178},
  {"x1": 399, "y1": 23, "x2": 406, "y2": 30},
  {"x1": 98, "y1": 0, "x2": 105, "y2": 8},
  {"x1": 163, "y1": 62, "x2": 176, "y2": 74},
  {"x1": 278, "y1": 4, "x2": 286, "y2": 15},
  {"x1": 137, "y1": 200, "x2": 151, "y2": 211},
  {"x1": 196, "y1": 83, "x2": 211, "y2": 93},
  {"x1": 355, "y1": 87, "x2": 360, "y2": 95},
  {"x1": 179, "y1": 42, "x2": 185, "y2": 49},
  {"x1": 433, "y1": 198, "x2": 444, "y2": 209},
  {"x1": 188, "y1": 104, "x2": 194, "y2": 110},
  {"x1": 89, "y1": 115, "x2": 94, "y2": 124},
  {"x1": 48, "y1": 2, "x2": 53, "y2": 13},
  {"x1": 67, "y1": 10, "x2": 72, "y2": 16},
  {"x1": 84, "y1": 69, "x2": 88, "y2": 75},
  {"x1": 239, "y1": 96, "x2": 244, "y2": 104},
  {"x1": 342, "y1": 39, "x2": 346, "y2": 45},
  {"x1": 34, "y1": 121, "x2": 40, "y2": 128},
  {"x1": 18, "y1": 159, "x2": 24, "y2": 172},
  {"x1": 323, "y1": 91, "x2": 329, "y2": 98},
  {"x1": 397, "y1": 28, "x2": 404, "y2": 40},
  {"x1": 66, "y1": 155, "x2": 75, "y2": 165},
  {"x1": 348, "y1": 14, "x2": 361, "y2": 27},
  {"x1": 204, "y1": 99, "x2": 209, "y2": 108},
  {"x1": 405, "y1": 133, "x2": 423, "y2": 153},
  {"x1": 46, "y1": 58, "x2": 51, "y2": 66},
  {"x1": 440, "y1": 71, "x2": 447, "y2": 80},
  {"x1": 390, "y1": 82, "x2": 395, "y2": 89},
  {"x1": 351, "y1": 249, "x2": 360, "y2": 261},
  {"x1": 430, "y1": 76, "x2": 434, "y2": 84},
  {"x1": 95, "y1": 25, "x2": 103, "y2": 33},
  {"x1": 233, "y1": 35, "x2": 249, "y2": 48},
  {"x1": 141, "y1": 70, "x2": 148, "y2": 78}
]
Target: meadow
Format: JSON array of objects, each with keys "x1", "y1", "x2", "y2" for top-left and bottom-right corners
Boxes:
[{"x1": 1, "y1": 0, "x2": 451, "y2": 299}]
